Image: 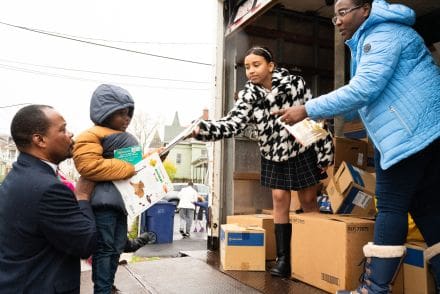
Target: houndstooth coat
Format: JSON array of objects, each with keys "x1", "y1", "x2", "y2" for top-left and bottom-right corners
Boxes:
[{"x1": 196, "y1": 67, "x2": 334, "y2": 168}]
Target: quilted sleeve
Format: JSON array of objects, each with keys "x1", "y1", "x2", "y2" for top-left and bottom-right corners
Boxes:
[
  {"x1": 306, "y1": 29, "x2": 402, "y2": 120},
  {"x1": 195, "y1": 89, "x2": 255, "y2": 141},
  {"x1": 72, "y1": 127, "x2": 136, "y2": 181}
]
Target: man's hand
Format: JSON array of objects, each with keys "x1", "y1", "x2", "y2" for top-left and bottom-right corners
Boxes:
[
  {"x1": 271, "y1": 105, "x2": 308, "y2": 125},
  {"x1": 75, "y1": 177, "x2": 95, "y2": 201}
]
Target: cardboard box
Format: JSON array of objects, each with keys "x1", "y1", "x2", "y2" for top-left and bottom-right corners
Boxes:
[
  {"x1": 343, "y1": 120, "x2": 367, "y2": 139},
  {"x1": 360, "y1": 137, "x2": 375, "y2": 169},
  {"x1": 334, "y1": 136, "x2": 368, "y2": 170},
  {"x1": 290, "y1": 213, "x2": 374, "y2": 293},
  {"x1": 261, "y1": 209, "x2": 273, "y2": 215},
  {"x1": 404, "y1": 242, "x2": 436, "y2": 294},
  {"x1": 290, "y1": 191, "x2": 300, "y2": 211},
  {"x1": 326, "y1": 162, "x2": 376, "y2": 217},
  {"x1": 227, "y1": 214, "x2": 275, "y2": 260},
  {"x1": 220, "y1": 224, "x2": 265, "y2": 271},
  {"x1": 260, "y1": 191, "x2": 301, "y2": 215},
  {"x1": 320, "y1": 165, "x2": 334, "y2": 189}
]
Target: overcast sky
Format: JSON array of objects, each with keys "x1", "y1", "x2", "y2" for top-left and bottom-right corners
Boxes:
[{"x1": 0, "y1": 0, "x2": 217, "y2": 139}]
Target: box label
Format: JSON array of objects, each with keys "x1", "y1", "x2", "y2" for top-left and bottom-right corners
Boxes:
[
  {"x1": 347, "y1": 225, "x2": 370, "y2": 233},
  {"x1": 227, "y1": 232, "x2": 264, "y2": 246},
  {"x1": 291, "y1": 217, "x2": 305, "y2": 225},
  {"x1": 321, "y1": 272, "x2": 340, "y2": 286},
  {"x1": 352, "y1": 191, "x2": 373, "y2": 209},
  {"x1": 357, "y1": 153, "x2": 364, "y2": 167}
]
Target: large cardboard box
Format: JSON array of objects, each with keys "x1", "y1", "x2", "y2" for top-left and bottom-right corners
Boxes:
[
  {"x1": 326, "y1": 162, "x2": 376, "y2": 217},
  {"x1": 227, "y1": 214, "x2": 275, "y2": 260},
  {"x1": 334, "y1": 136, "x2": 368, "y2": 170},
  {"x1": 404, "y1": 242, "x2": 436, "y2": 294},
  {"x1": 220, "y1": 224, "x2": 265, "y2": 271},
  {"x1": 290, "y1": 213, "x2": 374, "y2": 293}
]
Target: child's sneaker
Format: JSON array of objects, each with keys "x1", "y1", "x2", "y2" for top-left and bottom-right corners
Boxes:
[
  {"x1": 193, "y1": 227, "x2": 198, "y2": 232},
  {"x1": 179, "y1": 229, "x2": 185, "y2": 236},
  {"x1": 199, "y1": 227, "x2": 204, "y2": 233},
  {"x1": 183, "y1": 232, "x2": 190, "y2": 238}
]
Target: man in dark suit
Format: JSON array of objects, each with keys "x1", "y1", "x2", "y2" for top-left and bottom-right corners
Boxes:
[{"x1": 0, "y1": 105, "x2": 97, "y2": 293}]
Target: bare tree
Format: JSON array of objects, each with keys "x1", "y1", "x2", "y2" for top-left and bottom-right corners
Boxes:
[{"x1": 128, "y1": 111, "x2": 159, "y2": 153}]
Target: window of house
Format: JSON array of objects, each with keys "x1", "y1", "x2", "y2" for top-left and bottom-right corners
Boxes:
[
  {"x1": 9, "y1": 150, "x2": 16, "y2": 160},
  {"x1": 176, "y1": 153, "x2": 182, "y2": 164}
]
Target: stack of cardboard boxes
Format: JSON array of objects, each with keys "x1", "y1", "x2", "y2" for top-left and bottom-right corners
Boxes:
[{"x1": 220, "y1": 120, "x2": 435, "y2": 293}]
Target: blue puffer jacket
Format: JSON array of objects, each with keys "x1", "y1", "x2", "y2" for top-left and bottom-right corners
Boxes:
[{"x1": 306, "y1": 0, "x2": 440, "y2": 169}]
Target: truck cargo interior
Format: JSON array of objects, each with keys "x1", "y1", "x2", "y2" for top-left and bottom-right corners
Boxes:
[{"x1": 212, "y1": 0, "x2": 440, "y2": 244}]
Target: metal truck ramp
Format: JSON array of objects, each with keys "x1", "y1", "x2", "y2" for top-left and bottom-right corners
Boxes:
[{"x1": 81, "y1": 250, "x2": 328, "y2": 294}]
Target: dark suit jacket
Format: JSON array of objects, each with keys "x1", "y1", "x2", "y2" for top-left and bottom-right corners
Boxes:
[{"x1": 0, "y1": 153, "x2": 97, "y2": 293}]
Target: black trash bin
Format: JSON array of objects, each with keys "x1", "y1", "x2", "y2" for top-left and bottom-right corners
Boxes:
[{"x1": 140, "y1": 201, "x2": 175, "y2": 244}]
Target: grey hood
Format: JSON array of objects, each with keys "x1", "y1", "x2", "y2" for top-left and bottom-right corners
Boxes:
[{"x1": 90, "y1": 84, "x2": 134, "y2": 125}]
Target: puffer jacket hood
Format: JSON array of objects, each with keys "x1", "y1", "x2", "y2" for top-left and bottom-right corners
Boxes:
[
  {"x1": 90, "y1": 84, "x2": 134, "y2": 125},
  {"x1": 350, "y1": 0, "x2": 415, "y2": 43}
]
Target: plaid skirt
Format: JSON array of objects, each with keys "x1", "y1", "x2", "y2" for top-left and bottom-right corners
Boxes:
[{"x1": 261, "y1": 148, "x2": 327, "y2": 190}]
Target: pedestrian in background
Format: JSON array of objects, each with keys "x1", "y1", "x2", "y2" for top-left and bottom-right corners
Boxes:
[
  {"x1": 274, "y1": 0, "x2": 440, "y2": 292},
  {"x1": 0, "y1": 105, "x2": 97, "y2": 293},
  {"x1": 177, "y1": 182, "x2": 202, "y2": 238},
  {"x1": 193, "y1": 46, "x2": 334, "y2": 278}
]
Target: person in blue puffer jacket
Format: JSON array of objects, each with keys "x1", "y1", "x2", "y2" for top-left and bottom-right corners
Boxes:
[{"x1": 273, "y1": 0, "x2": 440, "y2": 293}]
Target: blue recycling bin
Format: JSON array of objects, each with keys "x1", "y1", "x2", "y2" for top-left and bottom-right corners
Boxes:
[{"x1": 140, "y1": 201, "x2": 175, "y2": 244}]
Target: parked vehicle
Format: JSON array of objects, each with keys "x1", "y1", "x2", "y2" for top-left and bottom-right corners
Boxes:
[{"x1": 164, "y1": 182, "x2": 209, "y2": 210}]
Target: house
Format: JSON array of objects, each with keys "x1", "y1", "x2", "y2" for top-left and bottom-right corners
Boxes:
[
  {"x1": 0, "y1": 134, "x2": 18, "y2": 182},
  {"x1": 163, "y1": 111, "x2": 208, "y2": 184}
]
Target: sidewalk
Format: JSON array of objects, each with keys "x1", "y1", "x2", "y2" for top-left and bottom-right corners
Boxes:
[{"x1": 135, "y1": 211, "x2": 208, "y2": 258}]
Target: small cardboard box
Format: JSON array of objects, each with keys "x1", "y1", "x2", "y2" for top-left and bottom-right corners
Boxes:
[
  {"x1": 404, "y1": 242, "x2": 436, "y2": 294},
  {"x1": 227, "y1": 214, "x2": 275, "y2": 260},
  {"x1": 334, "y1": 136, "x2": 368, "y2": 170},
  {"x1": 290, "y1": 213, "x2": 374, "y2": 293},
  {"x1": 326, "y1": 162, "x2": 376, "y2": 217},
  {"x1": 220, "y1": 224, "x2": 265, "y2": 271}
]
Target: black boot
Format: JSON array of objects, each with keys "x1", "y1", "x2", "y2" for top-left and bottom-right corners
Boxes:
[
  {"x1": 270, "y1": 223, "x2": 292, "y2": 277},
  {"x1": 124, "y1": 232, "x2": 157, "y2": 253}
]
